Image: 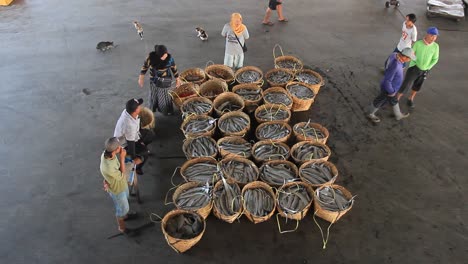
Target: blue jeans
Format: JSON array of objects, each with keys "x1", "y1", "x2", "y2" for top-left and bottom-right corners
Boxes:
[{"x1": 109, "y1": 187, "x2": 129, "y2": 218}]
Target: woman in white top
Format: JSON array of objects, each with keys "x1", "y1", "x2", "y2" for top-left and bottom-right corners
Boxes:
[{"x1": 221, "y1": 13, "x2": 249, "y2": 70}]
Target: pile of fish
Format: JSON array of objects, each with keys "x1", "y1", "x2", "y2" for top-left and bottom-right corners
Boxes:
[
  {"x1": 183, "y1": 161, "x2": 219, "y2": 182},
  {"x1": 267, "y1": 70, "x2": 293, "y2": 84},
  {"x1": 183, "y1": 116, "x2": 215, "y2": 135},
  {"x1": 278, "y1": 184, "x2": 311, "y2": 214},
  {"x1": 300, "y1": 162, "x2": 335, "y2": 185},
  {"x1": 293, "y1": 143, "x2": 329, "y2": 161},
  {"x1": 184, "y1": 136, "x2": 217, "y2": 158},
  {"x1": 263, "y1": 92, "x2": 292, "y2": 106},
  {"x1": 218, "y1": 115, "x2": 249, "y2": 134},
  {"x1": 253, "y1": 143, "x2": 289, "y2": 161},
  {"x1": 294, "y1": 123, "x2": 326, "y2": 139},
  {"x1": 237, "y1": 70, "x2": 262, "y2": 83},
  {"x1": 257, "y1": 123, "x2": 290, "y2": 141},
  {"x1": 234, "y1": 88, "x2": 262, "y2": 101},
  {"x1": 216, "y1": 100, "x2": 242, "y2": 113},
  {"x1": 221, "y1": 159, "x2": 258, "y2": 184},
  {"x1": 175, "y1": 183, "x2": 212, "y2": 211},
  {"x1": 276, "y1": 60, "x2": 300, "y2": 70},
  {"x1": 218, "y1": 140, "x2": 252, "y2": 158},
  {"x1": 296, "y1": 72, "x2": 321, "y2": 85},
  {"x1": 214, "y1": 179, "x2": 242, "y2": 216},
  {"x1": 182, "y1": 100, "x2": 212, "y2": 116},
  {"x1": 208, "y1": 69, "x2": 232, "y2": 80},
  {"x1": 260, "y1": 162, "x2": 298, "y2": 185},
  {"x1": 165, "y1": 213, "x2": 204, "y2": 239},
  {"x1": 287, "y1": 84, "x2": 314, "y2": 99},
  {"x1": 256, "y1": 107, "x2": 290, "y2": 121},
  {"x1": 315, "y1": 186, "x2": 354, "y2": 212},
  {"x1": 243, "y1": 188, "x2": 275, "y2": 217}
]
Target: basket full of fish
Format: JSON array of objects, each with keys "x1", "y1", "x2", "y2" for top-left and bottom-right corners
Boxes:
[
  {"x1": 212, "y1": 92, "x2": 245, "y2": 117},
  {"x1": 286, "y1": 82, "x2": 316, "y2": 112},
  {"x1": 140, "y1": 107, "x2": 155, "y2": 129},
  {"x1": 313, "y1": 184, "x2": 355, "y2": 223},
  {"x1": 180, "y1": 157, "x2": 220, "y2": 183},
  {"x1": 205, "y1": 63, "x2": 235, "y2": 83},
  {"x1": 235, "y1": 66, "x2": 264, "y2": 86},
  {"x1": 173, "y1": 182, "x2": 213, "y2": 219},
  {"x1": 181, "y1": 114, "x2": 216, "y2": 138},
  {"x1": 182, "y1": 136, "x2": 218, "y2": 159},
  {"x1": 265, "y1": 68, "x2": 294, "y2": 88},
  {"x1": 291, "y1": 141, "x2": 331, "y2": 165},
  {"x1": 259, "y1": 160, "x2": 299, "y2": 186},
  {"x1": 262, "y1": 87, "x2": 293, "y2": 109},
  {"x1": 181, "y1": 97, "x2": 213, "y2": 117},
  {"x1": 294, "y1": 69, "x2": 324, "y2": 94},
  {"x1": 242, "y1": 181, "x2": 276, "y2": 224},
  {"x1": 299, "y1": 160, "x2": 338, "y2": 187},
  {"x1": 217, "y1": 136, "x2": 252, "y2": 159},
  {"x1": 220, "y1": 156, "x2": 259, "y2": 185},
  {"x1": 161, "y1": 209, "x2": 206, "y2": 253},
  {"x1": 277, "y1": 181, "x2": 314, "y2": 220},
  {"x1": 293, "y1": 121, "x2": 329, "y2": 144},
  {"x1": 232, "y1": 83, "x2": 263, "y2": 113},
  {"x1": 199, "y1": 79, "x2": 228, "y2": 100},
  {"x1": 254, "y1": 103, "x2": 291, "y2": 123},
  {"x1": 169, "y1": 82, "x2": 200, "y2": 109},
  {"x1": 218, "y1": 111, "x2": 251, "y2": 137},
  {"x1": 273, "y1": 44, "x2": 303, "y2": 72},
  {"x1": 252, "y1": 140, "x2": 290, "y2": 163},
  {"x1": 180, "y1": 68, "x2": 207, "y2": 85},
  {"x1": 255, "y1": 121, "x2": 292, "y2": 143},
  {"x1": 212, "y1": 178, "x2": 243, "y2": 223}
]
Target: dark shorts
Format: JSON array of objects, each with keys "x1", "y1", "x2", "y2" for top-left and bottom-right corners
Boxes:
[
  {"x1": 398, "y1": 66, "x2": 428, "y2": 93},
  {"x1": 372, "y1": 90, "x2": 398, "y2": 108},
  {"x1": 269, "y1": 0, "x2": 281, "y2": 10}
]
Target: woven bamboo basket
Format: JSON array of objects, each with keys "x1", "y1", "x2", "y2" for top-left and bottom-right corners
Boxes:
[
  {"x1": 232, "y1": 83, "x2": 263, "y2": 113},
  {"x1": 254, "y1": 103, "x2": 291, "y2": 123},
  {"x1": 218, "y1": 111, "x2": 250, "y2": 137},
  {"x1": 273, "y1": 44, "x2": 303, "y2": 72},
  {"x1": 313, "y1": 184, "x2": 354, "y2": 223},
  {"x1": 181, "y1": 97, "x2": 213, "y2": 117},
  {"x1": 161, "y1": 209, "x2": 206, "y2": 253},
  {"x1": 212, "y1": 92, "x2": 245, "y2": 117},
  {"x1": 299, "y1": 160, "x2": 338, "y2": 188},
  {"x1": 217, "y1": 136, "x2": 252, "y2": 159},
  {"x1": 259, "y1": 160, "x2": 299, "y2": 187},
  {"x1": 180, "y1": 68, "x2": 206, "y2": 85},
  {"x1": 290, "y1": 141, "x2": 331, "y2": 165},
  {"x1": 294, "y1": 69, "x2": 324, "y2": 95},
  {"x1": 180, "y1": 157, "x2": 220, "y2": 183},
  {"x1": 265, "y1": 68, "x2": 294, "y2": 88},
  {"x1": 212, "y1": 179, "x2": 243, "y2": 223},
  {"x1": 234, "y1": 66, "x2": 264, "y2": 86},
  {"x1": 241, "y1": 181, "x2": 276, "y2": 224},
  {"x1": 293, "y1": 122, "x2": 329, "y2": 144},
  {"x1": 262, "y1": 87, "x2": 293, "y2": 109},
  {"x1": 139, "y1": 107, "x2": 155, "y2": 129},
  {"x1": 170, "y1": 82, "x2": 200, "y2": 108},
  {"x1": 285, "y1": 82, "x2": 316, "y2": 112},
  {"x1": 173, "y1": 181, "x2": 213, "y2": 219},
  {"x1": 180, "y1": 114, "x2": 216, "y2": 138},
  {"x1": 276, "y1": 181, "x2": 314, "y2": 220},
  {"x1": 182, "y1": 136, "x2": 218, "y2": 159},
  {"x1": 255, "y1": 121, "x2": 292, "y2": 143},
  {"x1": 205, "y1": 63, "x2": 235, "y2": 83},
  {"x1": 251, "y1": 140, "x2": 290, "y2": 164},
  {"x1": 199, "y1": 79, "x2": 228, "y2": 100},
  {"x1": 220, "y1": 156, "x2": 259, "y2": 185}
]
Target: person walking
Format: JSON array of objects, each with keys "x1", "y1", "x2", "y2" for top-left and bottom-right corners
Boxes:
[
  {"x1": 262, "y1": 0, "x2": 288, "y2": 26},
  {"x1": 367, "y1": 48, "x2": 416, "y2": 123},
  {"x1": 138, "y1": 45, "x2": 181, "y2": 115},
  {"x1": 221, "y1": 13, "x2": 249, "y2": 70},
  {"x1": 385, "y1": 14, "x2": 417, "y2": 68},
  {"x1": 397, "y1": 27, "x2": 440, "y2": 108},
  {"x1": 100, "y1": 137, "x2": 141, "y2": 234}
]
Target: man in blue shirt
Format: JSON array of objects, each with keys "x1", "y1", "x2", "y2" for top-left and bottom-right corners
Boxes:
[{"x1": 367, "y1": 48, "x2": 416, "y2": 123}]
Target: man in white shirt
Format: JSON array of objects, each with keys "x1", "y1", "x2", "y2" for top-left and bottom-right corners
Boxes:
[{"x1": 385, "y1": 14, "x2": 417, "y2": 68}]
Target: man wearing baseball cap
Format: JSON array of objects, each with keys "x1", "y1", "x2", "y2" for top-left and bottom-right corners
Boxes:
[
  {"x1": 397, "y1": 27, "x2": 440, "y2": 108},
  {"x1": 368, "y1": 48, "x2": 416, "y2": 123}
]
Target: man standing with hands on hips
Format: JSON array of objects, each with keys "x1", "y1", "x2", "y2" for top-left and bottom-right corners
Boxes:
[{"x1": 397, "y1": 27, "x2": 440, "y2": 108}]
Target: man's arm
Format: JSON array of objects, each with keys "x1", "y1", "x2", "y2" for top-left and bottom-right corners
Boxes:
[
  {"x1": 382, "y1": 60, "x2": 398, "y2": 95},
  {"x1": 139, "y1": 55, "x2": 150, "y2": 87},
  {"x1": 427, "y1": 45, "x2": 439, "y2": 70},
  {"x1": 118, "y1": 147, "x2": 127, "y2": 174}
]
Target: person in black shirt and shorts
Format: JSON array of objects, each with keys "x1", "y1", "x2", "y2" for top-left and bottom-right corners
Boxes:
[{"x1": 262, "y1": 0, "x2": 288, "y2": 26}]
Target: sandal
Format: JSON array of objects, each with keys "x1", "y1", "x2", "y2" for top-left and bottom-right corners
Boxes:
[{"x1": 262, "y1": 21, "x2": 274, "y2": 26}]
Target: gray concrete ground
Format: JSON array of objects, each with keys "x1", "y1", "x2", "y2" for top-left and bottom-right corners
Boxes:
[{"x1": 1, "y1": 0, "x2": 467, "y2": 263}]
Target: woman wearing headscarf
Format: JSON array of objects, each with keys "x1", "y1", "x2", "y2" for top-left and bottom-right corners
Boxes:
[
  {"x1": 138, "y1": 45, "x2": 181, "y2": 115},
  {"x1": 221, "y1": 13, "x2": 249, "y2": 70}
]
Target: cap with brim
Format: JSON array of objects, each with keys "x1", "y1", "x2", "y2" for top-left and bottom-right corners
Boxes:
[
  {"x1": 105, "y1": 136, "x2": 127, "y2": 152},
  {"x1": 126, "y1": 98, "x2": 144, "y2": 114},
  {"x1": 401, "y1": 47, "x2": 416, "y2": 61},
  {"x1": 427, "y1": 27, "x2": 439, "y2": 36}
]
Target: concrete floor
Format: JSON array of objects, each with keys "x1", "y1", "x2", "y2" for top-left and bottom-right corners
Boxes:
[{"x1": 1, "y1": 0, "x2": 467, "y2": 263}]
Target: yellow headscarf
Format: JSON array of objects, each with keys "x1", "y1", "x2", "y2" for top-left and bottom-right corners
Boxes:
[{"x1": 230, "y1": 13, "x2": 246, "y2": 36}]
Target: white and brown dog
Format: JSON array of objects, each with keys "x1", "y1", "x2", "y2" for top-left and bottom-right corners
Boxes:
[{"x1": 195, "y1": 27, "x2": 208, "y2": 41}]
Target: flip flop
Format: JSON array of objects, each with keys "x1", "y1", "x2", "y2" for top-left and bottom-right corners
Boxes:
[
  {"x1": 278, "y1": 19, "x2": 289, "y2": 22},
  {"x1": 262, "y1": 21, "x2": 274, "y2": 26}
]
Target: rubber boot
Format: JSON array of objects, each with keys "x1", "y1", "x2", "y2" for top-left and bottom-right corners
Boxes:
[
  {"x1": 392, "y1": 104, "x2": 409, "y2": 120},
  {"x1": 367, "y1": 105, "x2": 380, "y2": 123}
]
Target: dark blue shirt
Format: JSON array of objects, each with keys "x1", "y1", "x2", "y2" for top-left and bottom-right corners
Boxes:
[{"x1": 381, "y1": 53, "x2": 404, "y2": 95}]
